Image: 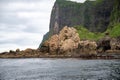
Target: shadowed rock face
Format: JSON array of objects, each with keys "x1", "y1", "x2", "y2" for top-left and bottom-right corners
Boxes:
[
  {"x1": 97, "y1": 35, "x2": 120, "y2": 52},
  {"x1": 97, "y1": 36, "x2": 111, "y2": 52}
]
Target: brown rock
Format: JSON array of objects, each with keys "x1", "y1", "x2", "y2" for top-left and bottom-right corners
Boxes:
[
  {"x1": 24, "y1": 48, "x2": 34, "y2": 53},
  {"x1": 110, "y1": 37, "x2": 120, "y2": 50},
  {"x1": 78, "y1": 40, "x2": 97, "y2": 54},
  {"x1": 40, "y1": 26, "x2": 80, "y2": 54},
  {"x1": 60, "y1": 39, "x2": 75, "y2": 53},
  {"x1": 48, "y1": 34, "x2": 59, "y2": 54},
  {"x1": 97, "y1": 36, "x2": 111, "y2": 51}
]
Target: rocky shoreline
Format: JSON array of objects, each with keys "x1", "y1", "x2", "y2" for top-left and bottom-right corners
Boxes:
[
  {"x1": 0, "y1": 27, "x2": 120, "y2": 59},
  {"x1": 0, "y1": 48, "x2": 120, "y2": 59},
  {"x1": 0, "y1": 51, "x2": 120, "y2": 59}
]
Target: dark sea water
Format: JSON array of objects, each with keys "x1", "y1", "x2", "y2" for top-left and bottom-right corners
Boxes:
[{"x1": 0, "y1": 58, "x2": 120, "y2": 80}]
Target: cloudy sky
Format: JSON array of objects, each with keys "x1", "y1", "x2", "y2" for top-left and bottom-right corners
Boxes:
[{"x1": 0, "y1": 0, "x2": 86, "y2": 52}]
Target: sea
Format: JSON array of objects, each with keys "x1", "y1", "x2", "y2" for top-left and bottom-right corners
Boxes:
[{"x1": 0, "y1": 58, "x2": 120, "y2": 80}]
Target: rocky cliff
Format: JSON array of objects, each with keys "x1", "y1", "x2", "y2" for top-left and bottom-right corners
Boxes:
[
  {"x1": 40, "y1": 0, "x2": 118, "y2": 48},
  {"x1": 50, "y1": 0, "x2": 114, "y2": 32},
  {"x1": 40, "y1": 26, "x2": 97, "y2": 55}
]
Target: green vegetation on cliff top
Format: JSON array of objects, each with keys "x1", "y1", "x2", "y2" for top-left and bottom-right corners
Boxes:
[
  {"x1": 75, "y1": 23, "x2": 120, "y2": 41},
  {"x1": 74, "y1": 26, "x2": 104, "y2": 41},
  {"x1": 107, "y1": 23, "x2": 120, "y2": 37}
]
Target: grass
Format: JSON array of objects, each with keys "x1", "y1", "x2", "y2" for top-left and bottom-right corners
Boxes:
[
  {"x1": 74, "y1": 25, "x2": 105, "y2": 41},
  {"x1": 75, "y1": 23, "x2": 120, "y2": 41},
  {"x1": 106, "y1": 23, "x2": 120, "y2": 37}
]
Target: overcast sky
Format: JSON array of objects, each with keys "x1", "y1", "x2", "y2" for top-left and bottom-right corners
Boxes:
[{"x1": 0, "y1": 0, "x2": 86, "y2": 52}]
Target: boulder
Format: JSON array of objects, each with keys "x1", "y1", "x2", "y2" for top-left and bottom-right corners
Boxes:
[
  {"x1": 24, "y1": 48, "x2": 35, "y2": 53},
  {"x1": 78, "y1": 40, "x2": 97, "y2": 54},
  {"x1": 60, "y1": 39, "x2": 75, "y2": 53},
  {"x1": 59, "y1": 26, "x2": 80, "y2": 42},
  {"x1": 58, "y1": 26, "x2": 80, "y2": 54},
  {"x1": 97, "y1": 36, "x2": 111, "y2": 52},
  {"x1": 110, "y1": 37, "x2": 120, "y2": 50}
]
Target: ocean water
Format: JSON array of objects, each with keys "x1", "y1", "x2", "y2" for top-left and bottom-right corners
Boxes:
[{"x1": 0, "y1": 58, "x2": 120, "y2": 80}]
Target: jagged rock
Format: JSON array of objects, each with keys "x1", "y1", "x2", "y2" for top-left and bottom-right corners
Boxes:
[
  {"x1": 110, "y1": 37, "x2": 120, "y2": 50},
  {"x1": 48, "y1": 34, "x2": 59, "y2": 54},
  {"x1": 40, "y1": 26, "x2": 80, "y2": 54},
  {"x1": 59, "y1": 26, "x2": 80, "y2": 42},
  {"x1": 59, "y1": 39, "x2": 76, "y2": 53},
  {"x1": 40, "y1": 39, "x2": 50, "y2": 53},
  {"x1": 78, "y1": 40, "x2": 97, "y2": 54},
  {"x1": 97, "y1": 36, "x2": 111, "y2": 52},
  {"x1": 41, "y1": 26, "x2": 98, "y2": 55},
  {"x1": 59, "y1": 26, "x2": 80, "y2": 54}
]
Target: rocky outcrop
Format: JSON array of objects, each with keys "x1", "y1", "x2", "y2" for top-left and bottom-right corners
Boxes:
[
  {"x1": 58, "y1": 26, "x2": 80, "y2": 54},
  {"x1": 97, "y1": 35, "x2": 111, "y2": 52},
  {"x1": 110, "y1": 37, "x2": 120, "y2": 50},
  {"x1": 40, "y1": 26, "x2": 98, "y2": 55},
  {"x1": 41, "y1": 26, "x2": 80, "y2": 54},
  {"x1": 77, "y1": 40, "x2": 97, "y2": 55},
  {"x1": 97, "y1": 35, "x2": 120, "y2": 53}
]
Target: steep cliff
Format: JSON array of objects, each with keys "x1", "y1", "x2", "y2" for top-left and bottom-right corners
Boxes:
[
  {"x1": 40, "y1": 0, "x2": 117, "y2": 48},
  {"x1": 50, "y1": 0, "x2": 114, "y2": 32}
]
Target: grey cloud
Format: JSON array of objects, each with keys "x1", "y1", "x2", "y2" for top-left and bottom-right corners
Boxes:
[{"x1": 0, "y1": 16, "x2": 27, "y2": 25}]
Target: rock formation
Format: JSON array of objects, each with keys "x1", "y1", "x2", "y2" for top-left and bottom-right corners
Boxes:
[
  {"x1": 41, "y1": 26, "x2": 80, "y2": 54},
  {"x1": 41, "y1": 26, "x2": 98, "y2": 55},
  {"x1": 78, "y1": 40, "x2": 97, "y2": 55},
  {"x1": 110, "y1": 37, "x2": 120, "y2": 50}
]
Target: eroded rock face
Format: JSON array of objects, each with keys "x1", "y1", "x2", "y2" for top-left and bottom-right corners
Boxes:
[
  {"x1": 59, "y1": 26, "x2": 80, "y2": 42},
  {"x1": 59, "y1": 26, "x2": 80, "y2": 54},
  {"x1": 40, "y1": 26, "x2": 99, "y2": 55},
  {"x1": 78, "y1": 40, "x2": 97, "y2": 54},
  {"x1": 48, "y1": 34, "x2": 59, "y2": 54},
  {"x1": 110, "y1": 37, "x2": 120, "y2": 50},
  {"x1": 97, "y1": 36, "x2": 111, "y2": 52},
  {"x1": 41, "y1": 26, "x2": 80, "y2": 54}
]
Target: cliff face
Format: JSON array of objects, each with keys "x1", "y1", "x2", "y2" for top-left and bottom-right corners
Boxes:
[
  {"x1": 50, "y1": 0, "x2": 114, "y2": 32},
  {"x1": 40, "y1": 0, "x2": 115, "y2": 48}
]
